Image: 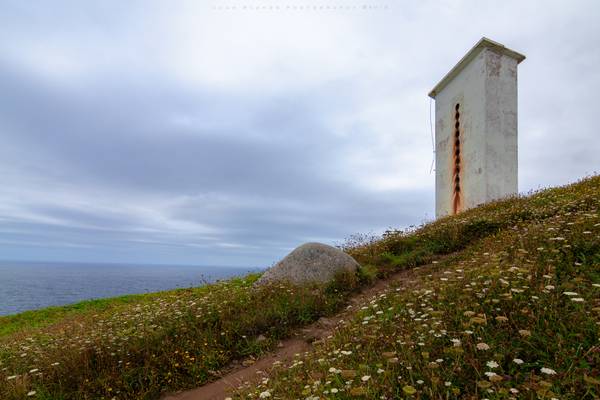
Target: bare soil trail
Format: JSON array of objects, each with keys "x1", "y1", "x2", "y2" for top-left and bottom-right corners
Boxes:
[{"x1": 163, "y1": 267, "x2": 420, "y2": 400}]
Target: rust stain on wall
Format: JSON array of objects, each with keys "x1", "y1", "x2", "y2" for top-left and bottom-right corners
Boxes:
[{"x1": 452, "y1": 103, "x2": 462, "y2": 215}]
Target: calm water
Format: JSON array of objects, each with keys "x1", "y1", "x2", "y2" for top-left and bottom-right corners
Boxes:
[{"x1": 0, "y1": 261, "x2": 259, "y2": 316}]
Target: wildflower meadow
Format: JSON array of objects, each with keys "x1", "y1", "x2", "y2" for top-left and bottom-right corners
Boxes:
[{"x1": 1, "y1": 175, "x2": 599, "y2": 399}]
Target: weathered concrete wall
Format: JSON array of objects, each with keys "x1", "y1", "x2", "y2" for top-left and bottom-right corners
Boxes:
[
  {"x1": 485, "y1": 51, "x2": 519, "y2": 203},
  {"x1": 433, "y1": 46, "x2": 520, "y2": 218}
]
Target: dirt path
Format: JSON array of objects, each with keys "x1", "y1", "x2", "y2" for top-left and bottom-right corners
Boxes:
[{"x1": 162, "y1": 268, "x2": 418, "y2": 400}]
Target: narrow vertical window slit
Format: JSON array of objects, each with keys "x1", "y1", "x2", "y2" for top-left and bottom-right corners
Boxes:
[{"x1": 452, "y1": 104, "x2": 461, "y2": 214}]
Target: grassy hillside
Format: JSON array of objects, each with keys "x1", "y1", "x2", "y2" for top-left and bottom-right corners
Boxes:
[
  {"x1": 0, "y1": 294, "x2": 163, "y2": 338},
  {"x1": 236, "y1": 176, "x2": 600, "y2": 399},
  {"x1": 1, "y1": 176, "x2": 599, "y2": 399}
]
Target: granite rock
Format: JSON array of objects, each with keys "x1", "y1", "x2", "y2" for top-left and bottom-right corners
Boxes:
[{"x1": 256, "y1": 242, "x2": 359, "y2": 286}]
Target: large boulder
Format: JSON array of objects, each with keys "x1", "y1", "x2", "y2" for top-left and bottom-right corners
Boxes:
[{"x1": 256, "y1": 242, "x2": 360, "y2": 286}]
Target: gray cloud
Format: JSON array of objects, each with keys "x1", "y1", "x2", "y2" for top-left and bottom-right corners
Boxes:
[{"x1": 0, "y1": 0, "x2": 598, "y2": 266}]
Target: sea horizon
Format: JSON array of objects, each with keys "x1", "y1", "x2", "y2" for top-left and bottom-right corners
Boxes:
[{"x1": 0, "y1": 260, "x2": 261, "y2": 316}]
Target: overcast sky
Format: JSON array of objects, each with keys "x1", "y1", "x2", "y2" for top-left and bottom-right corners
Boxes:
[{"x1": 0, "y1": 1, "x2": 598, "y2": 267}]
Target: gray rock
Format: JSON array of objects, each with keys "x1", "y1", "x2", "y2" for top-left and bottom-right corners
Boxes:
[{"x1": 256, "y1": 242, "x2": 359, "y2": 286}]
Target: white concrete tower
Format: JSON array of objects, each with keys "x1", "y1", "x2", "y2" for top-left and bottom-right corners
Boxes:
[{"x1": 429, "y1": 37, "x2": 525, "y2": 218}]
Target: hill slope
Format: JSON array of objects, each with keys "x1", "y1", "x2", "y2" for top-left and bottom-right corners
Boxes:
[
  {"x1": 1, "y1": 176, "x2": 599, "y2": 399},
  {"x1": 235, "y1": 176, "x2": 600, "y2": 399}
]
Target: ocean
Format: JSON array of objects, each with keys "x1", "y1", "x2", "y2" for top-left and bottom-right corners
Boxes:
[{"x1": 0, "y1": 261, "x2": 259, "y2": 316}]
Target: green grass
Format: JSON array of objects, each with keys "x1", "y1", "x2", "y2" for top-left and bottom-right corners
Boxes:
[
  {"x1": 0, "y1": 294, "x2": 150, "y2": 338},
  {"x1": 236, "y1": 175, "x2": 600, "y2": 399},
  {"x1": 1, "y1": 175, "x2": 599, "y2": 399},
  {"x1": 0, "y1": 274, "x2": 360, "y2": 399}
]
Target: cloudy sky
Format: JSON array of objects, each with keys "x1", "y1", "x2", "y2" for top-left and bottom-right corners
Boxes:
[{"x1": 0, "y1": 1, "x2": 598, "y2": 267}]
